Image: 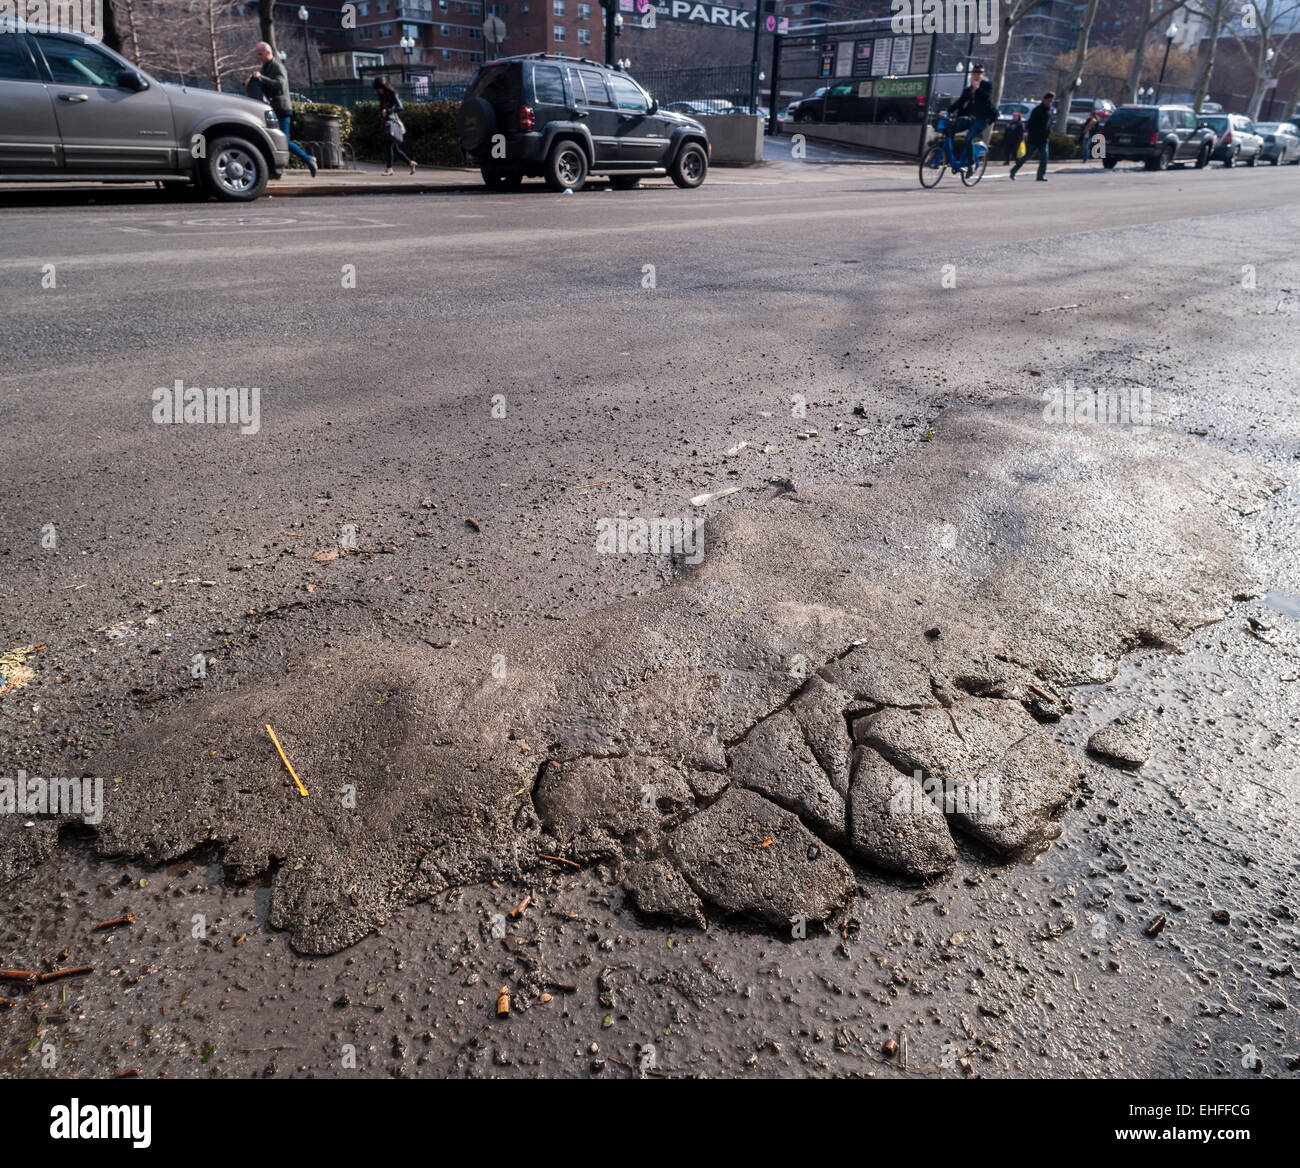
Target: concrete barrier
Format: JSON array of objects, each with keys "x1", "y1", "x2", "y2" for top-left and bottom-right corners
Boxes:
[
  {"x1": 786, "y1": 120, "x2": 932, "y2": 158},
  {"x1": 696, "y1": 114, "x2": 764, "y2": 166}
]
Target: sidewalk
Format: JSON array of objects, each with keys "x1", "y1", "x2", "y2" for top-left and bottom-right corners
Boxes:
[
  {"x1": 0, "y1": 152, "x2": 890, "y2": 203},
  {"x1": 271, "y1": 158, "x2": 482, "y2": 196}
]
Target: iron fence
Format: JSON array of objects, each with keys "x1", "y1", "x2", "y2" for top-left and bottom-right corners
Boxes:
[
  {"x1": 300, "y1": 77, "x2": 476, "y2": 109},
  {"x1": 631, "y1": 65, "x2": 758, "y2": 114}
]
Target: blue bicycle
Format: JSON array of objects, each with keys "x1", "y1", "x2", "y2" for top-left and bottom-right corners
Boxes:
[{"x1": 919, "y1": 114, "x2": 989, "y2": 188}]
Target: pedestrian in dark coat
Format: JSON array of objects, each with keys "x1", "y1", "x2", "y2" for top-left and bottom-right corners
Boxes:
[
  {"x1": 249, "y1": 41, "x2": 316, "y2": 176},
  {"x1": 374, "y1": 79, "x2": 417, "y2": 176},
  {"x1": 1011, "y1": 91, "x2": 1054, "y2": 182}
]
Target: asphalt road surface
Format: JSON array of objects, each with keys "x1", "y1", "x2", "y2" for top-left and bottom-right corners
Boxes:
[{"x1": 1, "y1": 155, "x2": 1298, "y2": 1080}]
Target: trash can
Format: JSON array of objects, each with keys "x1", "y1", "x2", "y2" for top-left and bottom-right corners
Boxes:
[{"x1": 296, "y1": 111, "x2": 342, "y2": 169}]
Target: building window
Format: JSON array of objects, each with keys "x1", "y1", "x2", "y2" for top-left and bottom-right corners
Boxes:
[
  {"x1": 577, "y1": 26, "x2": 589, "y2": 43},
  {"x1": 357, "y1": 0, "x2": 369, "y2": 13},
  {"x1": 441, "y1": 22, "x2": 450, "y2": 32},
  {"x1": 578, "y1": 2, "x2": 588, "y2": 16},
  {"x1": 377, "y1": 0, "x2": 388, "y2": 10},
  {"x1": 359, "y1": 24, "x2": 372, "y2": 38},
  {"x1": 554, "y1": 23, "x2": 565, "y2": 39},
  {"x1": 553, "y1": 0, "x2": 564, "y2": 12},
  {"x1": 378, "y1": 22, "x2": 392, "y2": 36}
]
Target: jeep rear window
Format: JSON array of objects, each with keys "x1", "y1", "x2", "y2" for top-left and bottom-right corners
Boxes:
[
  {"x1": 1108, "y1": 110, "x2": 1154, "y2": 132},
  {"x1": 532, "y1": 63, "x2": 565, "y2": 105},
  {"x1": 468, "y1": 65, "x2": 518, "y2": 108},
  {"x1": 1200, "y1": 116, "x2": 1227, "y2": 132}
]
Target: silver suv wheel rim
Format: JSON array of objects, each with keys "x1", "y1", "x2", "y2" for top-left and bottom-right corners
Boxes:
[
  {"x1": 683, "y1": 149, "x2": 703, "y2": 181},
  {"x1": 216, "y1": 146, "x2": 257, "y2": 194},
  {"x1": 557, "y1": 148, "x2": 582, "y2": 186}
]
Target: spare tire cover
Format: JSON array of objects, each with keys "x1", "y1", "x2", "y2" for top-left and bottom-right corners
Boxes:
[{"x1": 459, "y1": 97, "x2": 497, "y2": 151}]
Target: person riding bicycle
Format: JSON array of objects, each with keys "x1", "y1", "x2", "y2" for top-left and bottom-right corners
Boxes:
[{"x1": 946, "y1": 65, "x2": 998, "y2": 174}]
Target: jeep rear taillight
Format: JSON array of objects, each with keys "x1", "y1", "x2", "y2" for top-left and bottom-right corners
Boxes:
[
  {"x1": 1223, "y1": 130, "x2": 1232, "y2": 144},
  {"x1": 519, "y1": 105, "x2": 535, "y2": 131},
  {"x1": 1149, "y1": 132, "x2": 1159, "y2": 145}
]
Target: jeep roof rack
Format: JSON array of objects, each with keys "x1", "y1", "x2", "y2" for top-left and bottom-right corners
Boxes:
[{"x1": 485, "y1": 52, "x2": 613, "y2": 68}]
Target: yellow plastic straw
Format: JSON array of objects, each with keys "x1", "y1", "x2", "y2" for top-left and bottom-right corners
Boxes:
[{"x1": 265, "y1": 723, "x2": 309, "y2": 798}]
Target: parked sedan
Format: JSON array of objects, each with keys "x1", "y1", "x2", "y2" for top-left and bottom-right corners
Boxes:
[
  {"x1": 996, "y1": 100, "x2": 1034, "y2": 128},
  {"x1": 1066, "y1": 96, "x2": 1115, "y2": 132},
  {"x1": 1256, "y1": 121, "x2": 1300, "y2": 164},
  {"x1": 1198, "y1": 113, "x2": 1263, "y2": 166},
  {"x1": 785, "y1": 87, "x2": 826, "y2": 122},
  {"x1": 666, "y1": 99, "x2": 736, "y2": 116}
]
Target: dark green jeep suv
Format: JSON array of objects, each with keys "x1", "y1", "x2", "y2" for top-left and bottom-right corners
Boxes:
[{"x1": 457, "y1": 54, "x2": 710, "y2": 192}]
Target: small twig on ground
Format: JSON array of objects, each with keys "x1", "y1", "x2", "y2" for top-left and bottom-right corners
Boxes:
[{"x1": 37, "y1": 966, "x2": 93, "y2": 984}]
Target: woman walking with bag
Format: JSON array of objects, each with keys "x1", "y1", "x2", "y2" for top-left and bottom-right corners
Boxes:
[{"x1": 373, "y1": 79, "x2": 417, "y2": 176}]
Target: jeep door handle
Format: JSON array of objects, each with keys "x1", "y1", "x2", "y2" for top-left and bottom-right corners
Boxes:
[{"x1": 58, "y1": 93, "x2": 89, "y2": 102}]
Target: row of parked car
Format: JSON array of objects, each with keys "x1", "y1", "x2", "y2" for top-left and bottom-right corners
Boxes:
[{"x1": 1093, "y1": 105, "x2": 1300, "y2": 169}]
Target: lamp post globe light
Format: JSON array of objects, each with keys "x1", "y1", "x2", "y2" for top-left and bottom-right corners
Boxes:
[
  {"x1": 1154, "y1": 22, "x2": 1176, "y2": 103},
  {"x1": 299, "y1": 5, "x2": 314, "y2": 91}
]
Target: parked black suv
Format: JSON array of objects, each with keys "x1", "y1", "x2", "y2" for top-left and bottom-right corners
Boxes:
[
  {"x1": 457, "y1": 54, "x2": 710, "y2": 192},
  {"x1": 1098, "y1": 105, "x2": 1215, "y2": 171}
]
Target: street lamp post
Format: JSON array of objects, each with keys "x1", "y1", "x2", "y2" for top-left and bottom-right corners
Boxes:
[
  {"x1": 1154, "y1": 22, "x2": 1176, "y2": 104},
  {"x1": 298, "y1": 6, "x2": 314, "y2": 92},
  {"x1": 399, "y1": 34, "x2": 416, "y2": 83},
  {"x1": 601, "y1": 1, "x2": 621, "y2": 68}
]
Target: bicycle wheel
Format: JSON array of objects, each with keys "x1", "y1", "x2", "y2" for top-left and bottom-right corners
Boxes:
[
  {"x1": 960, "y1": 148, "x2": 988, "y2": 186},
  {"x1": 919, "y1": 144, "x2": 946, "y2": 188}
]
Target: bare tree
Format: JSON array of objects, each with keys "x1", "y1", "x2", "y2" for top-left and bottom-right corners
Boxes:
[
  {"x1": 1226, "y1": 0, "x2": 1300, "y2": 118},
  {"x1": 990, "y1": 0, "x2": 1052, "y2": 109},
  {"x1": 204, "y1": 0, "x2": 249, "y2": 90},
  {"x1": 124, "y1": 0, "x2": 259, "y2": 88},
  {"x1": 102, "y1": 0, "x2": 124, "y2": 52},
  {"x1": 1125, "y1": 0, "x2": 1186, "y2": 102},
  {"x1": 259, "y1": 0, "x2": 277, "y2": 51},
  {"x1": 1055, "y1": 0, "x2": 1102, "y2": 131},
  {"x1": 1186, "y1": 0, "x2": 1230, "y2": 111}
]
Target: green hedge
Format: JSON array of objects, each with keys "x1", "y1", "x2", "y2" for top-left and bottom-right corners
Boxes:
[
  {"x1": 349, "y1": 99, "x2": 465, "y2": 166},
  {"x1": 989, "y1": 129, "x2": 1083, "y2": 159}
]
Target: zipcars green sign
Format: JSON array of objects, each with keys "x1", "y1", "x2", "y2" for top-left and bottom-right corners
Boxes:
[{"x1": 875, "y1": 77, "x2": 927, "y2": 98}]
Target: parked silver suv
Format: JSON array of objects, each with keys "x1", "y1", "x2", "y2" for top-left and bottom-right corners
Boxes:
[{"x1": 0, "y1": 20, "x2": 289, "y2": 200}]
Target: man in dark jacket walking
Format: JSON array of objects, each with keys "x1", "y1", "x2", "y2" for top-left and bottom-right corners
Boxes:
[
  {"x1": 1011, "y1": 91, "x2": 1053, "y2": 182},
  {"x1": 948, "y1": 64, "x2": 998, "y2": 172},
  {"x1": 249, "y1": 41, "x2": 316, "y2": 176}
]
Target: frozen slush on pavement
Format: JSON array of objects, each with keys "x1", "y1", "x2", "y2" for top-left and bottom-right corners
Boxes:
[{"x1": 6, "y1": 401, "x2": 1279, "y2": 953}]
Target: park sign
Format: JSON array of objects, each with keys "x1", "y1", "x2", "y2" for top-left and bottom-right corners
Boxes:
[{"x1": 648, "y1": 0, "x2": 755, "y2": 29}]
